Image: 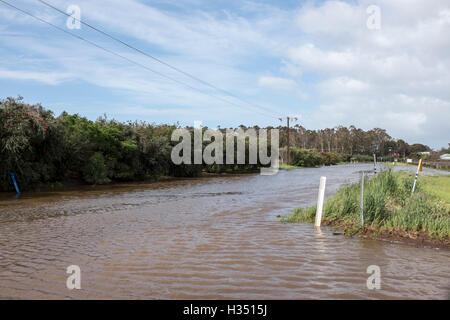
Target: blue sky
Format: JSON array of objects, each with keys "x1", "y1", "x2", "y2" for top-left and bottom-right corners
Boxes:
[{"x1": 1, "y1": 0, "x2": 449, "y2": 149}]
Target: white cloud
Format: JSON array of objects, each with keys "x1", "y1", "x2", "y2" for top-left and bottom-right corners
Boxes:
[
  {"x1": 319, "y1": 77, "x2": 370, "y2": 95},
  {"x1": 0, "y1": 68, "x2": 72, "y2": 85},
  {"x1": 258, "y1": 76, "x2": 298, "y2": 92},
  {"x1": 114, "y1": 105, "x2": 195, "y2": 116},
  {"x1": 287, "y1": 44, "x2": 357, "y2": 73},
  {"x1": 296, "y1": 1, "x2": 364, "y2": 37}
]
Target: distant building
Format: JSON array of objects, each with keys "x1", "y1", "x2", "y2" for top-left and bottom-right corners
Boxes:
[
  {"x1": 419, "y1": 151, "x2": 431, "y2": 155},
  {"x1": 440, "y1": 154, "x2": 450, "y2": 160}
]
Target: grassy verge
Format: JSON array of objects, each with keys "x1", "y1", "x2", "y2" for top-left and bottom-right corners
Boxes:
[
  {"x1": 420, "y1": 175, "x2": 450, "y2": 203},
  {"x1": 388, "y1": 162, "x2": 450, "y2": 172},
  {"x1": 281, "y1": 170, "x2": 450, "y2": 246},
  {"x1": 279, "y1": 164, "x2": 300, "y2": 170}
]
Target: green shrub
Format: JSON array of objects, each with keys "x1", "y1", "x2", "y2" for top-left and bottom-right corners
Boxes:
[
  {"x1": 290, "y1": 148, "x2": 323, "y2": 167},
  {"x1": 320, "y1": 152, "x2": 339, "y2": 165},
  {"x1": 82, "y1": 152, "x2": 110, "y2": 185},
  {"x1": 338, "y1": 153, "x2": 352, "y2": 163},
  {"x1": 352, "y1": 154, "x2": 373, "y2": 162}
]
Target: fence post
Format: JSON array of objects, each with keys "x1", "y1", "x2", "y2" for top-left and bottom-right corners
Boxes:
[
  {"x1": 315, "y1": 176, "x2": 327, "y2": 227},
  {"x1": 360, "y1": 172, "x2": 364, "y2": 226}
]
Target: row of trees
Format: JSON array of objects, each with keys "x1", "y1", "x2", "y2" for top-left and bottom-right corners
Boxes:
[
  {"x1": 285, "y1": 149, "x2": 375, "y2": 167},
  {"x1": 1, "y1": 96, "x2": 433, "y2": 191},
  {"x1": 273, "y1": 125, "x2": 430, "y2": 157},
  {"x1": 0, "y1": 97, "x2": 271, "y2": 191}
]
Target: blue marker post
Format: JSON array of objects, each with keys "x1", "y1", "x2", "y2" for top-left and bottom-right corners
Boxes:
[{"x1": 10, "y1": 172, "x2": 21, "y2": 195}]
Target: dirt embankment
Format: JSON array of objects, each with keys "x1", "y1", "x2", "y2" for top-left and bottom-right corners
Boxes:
[{"x1": 330, "y1": 221, "x2": 450, "y2": 250}]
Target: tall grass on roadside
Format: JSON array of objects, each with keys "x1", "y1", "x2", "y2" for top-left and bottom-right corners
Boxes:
[{"x1": 281, "y1": 170, "x2": 450, "y2": 241}]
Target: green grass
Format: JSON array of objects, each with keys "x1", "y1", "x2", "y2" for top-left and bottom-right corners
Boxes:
[
  {"x1": 281, "y1": 170, "x2": 450, "y2": 241},
  {"x1": 420, "y1": 175, "x2": 450, "y2": 203},
  {"x1": 387, "y1": 162, "x2": 450, "y2": 173},
  {"x1": 278, "y1": 164, "x2": 300, "y2": 170}
]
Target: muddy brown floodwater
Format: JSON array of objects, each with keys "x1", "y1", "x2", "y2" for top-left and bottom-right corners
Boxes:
[{"x1": 0, "y1": 164, "x2": 449, "y2": 299}]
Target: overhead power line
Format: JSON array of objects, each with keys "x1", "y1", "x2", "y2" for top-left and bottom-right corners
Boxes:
[
  {"x1": 0, "y1": 0, "x2": 277, "y2": 119},
  {"x1": 37, "y1": 0, "x2": 280, "y2": 118}
]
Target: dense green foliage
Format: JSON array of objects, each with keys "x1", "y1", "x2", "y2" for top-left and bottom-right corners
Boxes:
[
  {"x1": 288, "y1": 148, "x2": 368, "y2": 167},
  {"x1": 282, "y1": 170, "x2": 450, "y2": 241},
  {"x1": 289, "y1": 148, "x2": 323, "y2": 167},
  {"x1": 0, "y1": 97, "x2": 270, "y2": 191}
]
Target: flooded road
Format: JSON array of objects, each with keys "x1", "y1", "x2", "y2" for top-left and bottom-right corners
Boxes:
[{"x1": 0, "y1": 164, "x2": 449, "y2": 299}]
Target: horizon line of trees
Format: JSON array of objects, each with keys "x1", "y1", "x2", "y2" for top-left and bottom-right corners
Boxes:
[
  {"x1": 0, "y1": 96, "x2": 441, "y2": 191},
  {"x1": 213, "y1": 124, "x2": 433, "y2": 159}
]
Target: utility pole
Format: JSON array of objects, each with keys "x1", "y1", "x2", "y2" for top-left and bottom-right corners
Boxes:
[
  {"x1": 287, "y1": 116, "x2": 290, "y2": 165},
  {"x1": 279, "y1": 116, "x2": 298, "y2": 165}
]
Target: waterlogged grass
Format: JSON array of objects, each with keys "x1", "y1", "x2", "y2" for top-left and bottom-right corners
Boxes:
[{"x1": 281, "y1": 170, "x2": 450, "y2": 241}]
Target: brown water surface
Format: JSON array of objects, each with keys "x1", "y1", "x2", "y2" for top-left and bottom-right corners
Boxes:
[{"x1": 0, "y1": 164, "x2": 449, "y2": 299}]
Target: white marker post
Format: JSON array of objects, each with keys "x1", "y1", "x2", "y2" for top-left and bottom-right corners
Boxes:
[
  {"x1": 411, "y1": 159, "x2": 423, "y2": 195},
  {"x1": 315, "y1": 176, "x2": 327, "y2": 228},
  {"x1": 360, "y1": 172, "x2": 365, "y2": 226}
]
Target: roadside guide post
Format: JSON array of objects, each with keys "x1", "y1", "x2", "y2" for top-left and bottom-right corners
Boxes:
[
  {"x1": 360, "y1": 172, "x2": 364, "y2": 226},
  {"x1": 10, "y1": 172, "x2": 21, "y2": 195},
  {"x1": 315, "y1": 176, "x2": 327, "y2": 228},
  {"x1": 411, "y1": 159, "x2": 423, "y2": 195}
]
